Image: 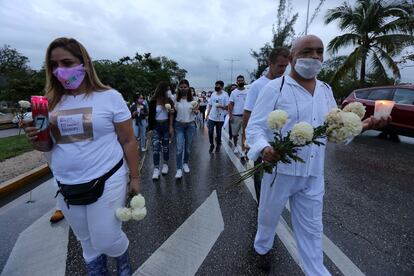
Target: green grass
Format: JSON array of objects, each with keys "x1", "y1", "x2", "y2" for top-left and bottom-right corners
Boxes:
[{"x1": 0, "y1": 134, "x2": 33, "y2": 162}]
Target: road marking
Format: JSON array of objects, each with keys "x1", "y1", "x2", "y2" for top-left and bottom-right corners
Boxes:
[
  {"x1": 221, "y1": 136, "x2": 304, "y2": 272},
  {"x1": 133, "y1": 190, "x2": 224, "y2": 276},
  {"x1": 222, "y1": 133, "x2": 365, "y2": 276},
  {"x1": 1, "y1": 209, "x2": 69, "y2": 276}
]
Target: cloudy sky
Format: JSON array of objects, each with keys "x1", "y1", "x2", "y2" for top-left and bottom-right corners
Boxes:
[{"x1": 1, "y1": 0, "x2": 413, "y2": 89}]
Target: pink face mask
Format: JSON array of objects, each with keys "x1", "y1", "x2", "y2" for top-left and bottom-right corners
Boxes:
[{"x1": 53, "y1": 64, "x2": 86, "y2": 90}]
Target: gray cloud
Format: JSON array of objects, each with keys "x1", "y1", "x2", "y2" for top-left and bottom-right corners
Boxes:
[{"x1": 1, "y1": 0, "x2": 412, "y2": 89}]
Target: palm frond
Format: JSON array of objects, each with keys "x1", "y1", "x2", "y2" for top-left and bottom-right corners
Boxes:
[
  {"x1": 376, "y1": 17, "x2": 414, "y2": 35},
  {"x1": 370, "y1": 51, "x2": 389, "y2": 81},
  {"x1": 330, "y1": 47, "x2": 363, "y2": 86},
  {"x1": 374, "y1": 46, "x2": 401, "y2": 81},
  {"x1": 327, "y1": 33, "x2": 361, "y2": 54},
  {"x1": 374, "y1": 34, "x2": 414, "y2": 55},
  {"x1": 325, "y1": 2, "x2": 359, "y2": 31}
]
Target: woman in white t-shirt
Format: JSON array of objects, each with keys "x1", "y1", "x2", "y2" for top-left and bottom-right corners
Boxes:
[
  {"x1": 173, "y1": 79, "x2": 198, "y2": 179},
  {"x1": 23, "y1": 37, "x2": 139, "y2": 275}
]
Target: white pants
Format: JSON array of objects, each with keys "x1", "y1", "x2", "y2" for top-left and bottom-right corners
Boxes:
[
  {"x1": 57, "y1": 173, "x2": 129, "y2": 263},
  {"x1": 254, "y1": 172, "x2": 331, "y2": 276}
]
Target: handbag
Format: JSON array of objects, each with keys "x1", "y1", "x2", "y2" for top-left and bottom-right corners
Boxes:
[{"x1": 55, "y1": 159, "x2": 123, "y2": 208}]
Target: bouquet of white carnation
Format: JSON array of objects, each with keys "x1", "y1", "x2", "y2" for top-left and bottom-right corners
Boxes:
[
  {"x1": 233, "y1": 105, "x2": 365, "y2": 186},
  {"x1": 116, "y1": 194, "x2": 147, "y2": 222}
]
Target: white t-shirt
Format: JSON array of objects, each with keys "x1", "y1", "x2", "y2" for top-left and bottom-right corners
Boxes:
[
  {"x1": 175, "y1": 99, "x2": 195, "y2": 123},
  {"x1": 208, "y1": 91, "x2": 229, "y2": 122},
  {"x1": 229, "y1": 88, "x2": 248, "y2": 115},
  {"x1": 244, "y1": 75, "x2": 271, "y2": 112},
  {"x1": 49, "y1": 89, "x2": 130, "y2": 184}
]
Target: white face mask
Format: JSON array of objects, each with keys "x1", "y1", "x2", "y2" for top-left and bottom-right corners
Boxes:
[{"x1": 294, "y1": 58, "x2": 322, "y2": 79}]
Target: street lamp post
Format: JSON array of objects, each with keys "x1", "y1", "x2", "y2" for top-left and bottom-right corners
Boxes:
[
  {"x1": 305, "y1": 0, "x2": 311, "y2": 35},
  {"x1": 224, "y1": 58, "x2": 240, "y2": 84}
]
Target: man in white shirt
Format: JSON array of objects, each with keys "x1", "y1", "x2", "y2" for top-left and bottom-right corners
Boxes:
[
  {"x1": 242, "y1": 47, "x2": 289, "y2": 204},
  {"x1": 246, "y1": 35, "x2": 389, "y2": 274},
  {"x1": 228, "y1": 75, "x2": 248, "y2": 156},
  {"x1": 206, "y1": 80, "x2": 230, "y2": 153}
]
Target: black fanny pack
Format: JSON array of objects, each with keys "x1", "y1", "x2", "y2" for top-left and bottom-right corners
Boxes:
[{"x1": 55, "y1": 159, "x2": 123, "y2": 208}]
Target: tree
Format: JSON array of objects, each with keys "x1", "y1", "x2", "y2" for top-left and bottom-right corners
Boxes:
[
  {"x1": 318, "y1": 56, "x2": 359, "y2": 101},
  {"x1": 0, "y1": 45, "x2": 29, "y2": 74},
  {"x1": 94, "y1": 53, "x2": 187, "y2": 101},
  {"x1": 250, "y1": 0, "x2": 326, "y2": 80},
  {"x1": 0, "y1": 45, "x2": 45, "y2": 102},
  {"x1": 250, "y1": 0, "x2": 298, "y2": 80},
  {"x1": 325, "y1": 0, "x2": 414, "y2": 87},
  {"x1": 397, "y1": 53, "x2": 414, "y2": 69}
]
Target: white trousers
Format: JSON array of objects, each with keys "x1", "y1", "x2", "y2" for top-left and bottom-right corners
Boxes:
[
  {"x1": 254, "y1": 172, "x2": 331, "y2": 276},
  {"x1": 57, "y1": 173, "x2": 129, "y2": 263}
]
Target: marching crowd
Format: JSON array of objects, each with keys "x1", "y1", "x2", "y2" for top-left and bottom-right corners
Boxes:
[{"x1": 22, "y1": 35, "x2": 389, "y2": 276}]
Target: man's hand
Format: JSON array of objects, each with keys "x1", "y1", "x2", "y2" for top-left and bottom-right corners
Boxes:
[
  {"x1": 128, "y1": 177, "x2": 141, "y2": 195},
  {"x1": 362, "y1": 115, "x2": 391, "y2": 132},
  {"x1": 261, "y1": 146, "x2": 280, "y2": 163}
]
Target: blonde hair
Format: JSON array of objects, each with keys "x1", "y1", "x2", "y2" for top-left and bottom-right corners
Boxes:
[{"x1": 44, "y1": 37, "x2": 110, "y2": 110}]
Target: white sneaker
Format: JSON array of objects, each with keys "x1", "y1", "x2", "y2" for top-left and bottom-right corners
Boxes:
[
  {"x1": 183, "y1": 163, "x2": 190, "y2": 173},
  {"x1": 152, "y1": 168, "x2": 160, "y2": 180},
  {"x1": 161, "y1": 164, "x2": 169, "y2": 174},
  {"x1": 141, "y1": 146, "x2": 147, "y2": 152},
  {"x1": 233, "y1": 147, "x2": 239, "y2": 154},
  {"x1": 175, "y1": 169, "x2": 183, "y2": 179}
]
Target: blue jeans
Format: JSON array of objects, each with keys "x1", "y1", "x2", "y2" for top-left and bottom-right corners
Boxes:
[
  {"x1": 208, "y1": 119, "x2": 224, "y2": 146},
  {"x1": 151, "y1": 122, "x2": 169, "y2": 168},
  {"x1": 135, "y1": 119, "x2": 147, "y2": 148},
  {"x1": 175, "y1": 121, "x2": 195, "y2": 170}
]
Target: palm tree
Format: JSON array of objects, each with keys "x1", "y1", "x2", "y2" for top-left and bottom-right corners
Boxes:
[{"x1": 325, "y1": 0, "x2": 414, "y2": 86}]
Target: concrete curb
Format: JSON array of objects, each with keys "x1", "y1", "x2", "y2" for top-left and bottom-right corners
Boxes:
[{"x1": 0, "y1": 164, "x2": 51, "y2": 199}]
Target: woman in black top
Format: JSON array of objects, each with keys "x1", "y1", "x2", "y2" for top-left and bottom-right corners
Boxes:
[
  {"x1": 131, "y1": 94, "x2": 149, "y2": 151},
  {"x1": 148, "y1": 81, "x2": 175, "y2": 180}
]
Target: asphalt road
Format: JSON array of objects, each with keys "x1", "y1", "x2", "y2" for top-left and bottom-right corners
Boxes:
[
  {"x1": 0, "y1": 128, "x2": 20, "y2": 138},
  {"x1": 1, "y1": 127, "x2": 413, "y2": 275}
]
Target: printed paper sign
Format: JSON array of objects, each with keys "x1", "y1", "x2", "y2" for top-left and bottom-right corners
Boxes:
[{"x1": 57, "y1": 114, "x2": 84, "y2": 136}]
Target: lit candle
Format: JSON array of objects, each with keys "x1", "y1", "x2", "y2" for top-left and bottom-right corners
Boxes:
[{"x1": 374, "y1": 100, "x2": 395, "y2": 119}]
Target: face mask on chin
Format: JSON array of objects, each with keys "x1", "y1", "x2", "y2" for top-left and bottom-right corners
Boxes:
[{"x1": 294, "y1": 58, "x2": 322, "y2": 79}]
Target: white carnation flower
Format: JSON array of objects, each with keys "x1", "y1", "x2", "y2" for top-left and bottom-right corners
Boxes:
[
  {"x1": 116, "y1": 207, "x2": 132, "y2": 222},
  {"x1": 327, "y1": 128, "x2": 349, "y2": 143},
  {"x1": 18, "y1": 100, "x2": 31, "y2": 109},
  {"x1": 290, "y1": 122, "x2": 314, "y2": 145},
  {"x1": 325, "y1": 108, "x2": 342, "y2": 127},
  {"x1": 131, "y1": 207, "x2": 147, "y2": 221},
  {"x1": 165, "y1": 103, "x2": 171, "y2": 110},
  {"x1": 267, "y1": 110, "x2": 288, "y2": 130},
  {"x1": 130, "y1": 194, "x2": 145, "y2": 209},
  {"x1": 341, "y1": 111, "x2": 362, "y2": 136},
  {"x1": 343, "y1": 102, "x2": 366, "y2": 119}
]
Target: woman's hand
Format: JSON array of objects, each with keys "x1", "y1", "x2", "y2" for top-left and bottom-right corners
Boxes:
[
  {"x1": 128, "y1": 177, "x2": 141, "y2": 195},
  {"x1": 20, "y1": 119, "x2": 39, "y2": 142}
]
